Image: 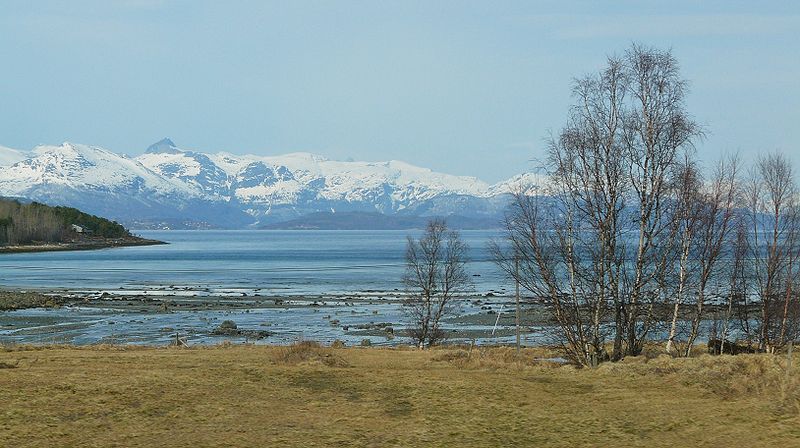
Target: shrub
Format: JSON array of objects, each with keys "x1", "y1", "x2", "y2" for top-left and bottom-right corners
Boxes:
[
  {"x1": 272, "y1": 341, "x2": 349, "y2": 367},
  {"x1": 596, "y1": 353, "x2": 800, "y2": 415},
  {"x1": 430, "y1": 346, "x2": 565, "y2": 370}
]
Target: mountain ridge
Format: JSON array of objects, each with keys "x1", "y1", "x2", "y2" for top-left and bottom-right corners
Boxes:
[{"x1": 0, "y1": 139, "x2": 535, "y2": 229}]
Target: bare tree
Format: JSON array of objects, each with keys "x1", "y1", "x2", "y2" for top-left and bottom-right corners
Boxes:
[
  {"x1": 495, "y1": 44, "x2": 702, "y2": 364},
  {"x1": 718, "y1": 218, "x2": 750, "y2": 353},
  {"x1": 403, "y1": 219, "x2": 470, "y2": 348},
  {"x1": 492, "y1": 187, "x2": 618, "y2": 367},
  {"x1": 743, "y1": 153, "x2": 800, "y2": 351},
  {"x1": 0, "y1": 199, "x2": 65, "y2": 245},
  {"x1": 663, "y1": 156, "x2": 741, "y2": 356},
  {"x1": 619, "y1": 44, "x2": 703, "y2": 357},
  {"x1": 552, "y1": 56, "x2": 629, "y2": 362},
  {"x1": 664, "y1": 159, "x2": 704, "y2": 355},
  {"x1": 491, "y1": 53, "x2": 632, "y2": 365},
  {"x1": 681, "y1": 156, "x2": 740, "y2": 355}
]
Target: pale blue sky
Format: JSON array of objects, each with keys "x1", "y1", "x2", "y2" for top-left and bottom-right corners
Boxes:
[{"x1": 1, "y1": 1, "x2": 798, "y2": 182}]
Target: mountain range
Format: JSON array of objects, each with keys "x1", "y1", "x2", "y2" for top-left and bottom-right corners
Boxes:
[{"x1": 0, "y1": 139, "x2": 536, "y2": 229}]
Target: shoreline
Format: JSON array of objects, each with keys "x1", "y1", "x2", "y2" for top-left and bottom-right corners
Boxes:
[
  {"x1": 2, "y1": 288, "x2": 747, "y2": 348},
  {"x1": 0, "y1": 286, "x2": 521, "y2": 310},
  {"x1": 0, "y1": 287, "x2": 747, "y2": 315},
  {"x1": 0, "y1": 237, "x2": 166, "y2": 254},
  {"x1": 1, "y1": 286, "x2": 746, "y2": 318},
  {"x1": 1, "y1": 289, "x2": 551, "y2": 346}
]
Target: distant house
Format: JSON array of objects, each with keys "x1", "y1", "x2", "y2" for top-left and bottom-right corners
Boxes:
[{"x1": 70, "y1": 224, "x2": 92, "y2": 234}]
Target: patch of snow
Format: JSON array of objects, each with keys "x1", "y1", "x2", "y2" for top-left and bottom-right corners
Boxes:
[{"x1": 0, "y1": 145, "x2": 28, "y2": 167}]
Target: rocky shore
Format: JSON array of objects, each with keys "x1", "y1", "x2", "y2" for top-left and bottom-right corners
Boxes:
[{"x1": 0, "y1": 291, "x2": 67, "y2": 311}]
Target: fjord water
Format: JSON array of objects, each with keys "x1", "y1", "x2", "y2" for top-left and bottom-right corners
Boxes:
[
  {"x1": 0, "y1": 230, "x2": 508, "y2": 294},
  {"x1": 1, "y1": 230, "x2": 522, "y2": 346}
]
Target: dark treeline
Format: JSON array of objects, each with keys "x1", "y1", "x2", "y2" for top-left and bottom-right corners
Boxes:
[
  {"x1": 492, "y1": 44, "x2": 799, "y2": 366},
  {"x1": 0, "y1": 199, "x2": 129, "y2": 246}
]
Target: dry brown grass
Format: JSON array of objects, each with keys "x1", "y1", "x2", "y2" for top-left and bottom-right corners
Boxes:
[
  {"x1": 0, "y1": 360, "x2": 18, "y2": 369},
  {"x1": 430, "y1": 345, "x2": 564, "y2": 370},
  {"x1": 270, "y1": 340, "x2": 350, "y2": 367},
  {"x1": 598, "y1": 353, "x2": 800, "y2": 415},
  {"x1": 1, "y1": 344, "x2": 798, "y2": 447}
]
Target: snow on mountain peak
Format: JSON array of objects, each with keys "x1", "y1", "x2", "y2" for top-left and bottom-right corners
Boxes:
[
  {"x1": 132, "y1": 141, "x2": 504, "y2": 216},
  {"x1": 487, "y1": 172, "x2": 545, "y2": 196},
  {"x1": 0, "y1": 145, "x2": 27, "y2": 167},
  {"x1": 0, "y1": 138, "x2": 528, "y2": 227},
  {"x1": 1, "y1": 142, "x2": 198, "y2": 198}
]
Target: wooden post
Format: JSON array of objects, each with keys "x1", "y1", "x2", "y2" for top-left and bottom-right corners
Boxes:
[{"x1": 515, "y1": 256, "x2": 521, "y2": 354}]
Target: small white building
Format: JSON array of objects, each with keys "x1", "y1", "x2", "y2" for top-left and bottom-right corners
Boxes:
[{"x1": 71, "y1": 224, "x2": 85, "y2": 233}]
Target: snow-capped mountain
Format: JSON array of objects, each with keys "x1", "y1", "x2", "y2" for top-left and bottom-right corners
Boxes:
[
  {"x1": 0, "y1": 139, "x2": 536, "y2": 229},
  {"x1": 486, "y1": 172, "x2": 548, "y2": 197},
  {"x1": 0, "y1": 142, "x2": 249, "y2": 227},
  {"x1": 0, "y1": 145, "x2": 27, "y2": 167},
  {"x1": 2, "y1": 142, "x2": 194, "y2": 196},
  {"x1": 137, "y1": 139, "x2": 232, "y2": 200}
]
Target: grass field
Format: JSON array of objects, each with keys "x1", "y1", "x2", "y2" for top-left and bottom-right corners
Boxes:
[{"x1": 1, "y1": 343, "x2": 798, "y2": 447}]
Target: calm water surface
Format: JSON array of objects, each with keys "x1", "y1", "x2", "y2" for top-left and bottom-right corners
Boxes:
[
  {"x1": 0, "y1": 230, "x2": 508, "y2": 295},
  {"x1": 1, "y1": 231, "x2": 524, "y2": 346}
]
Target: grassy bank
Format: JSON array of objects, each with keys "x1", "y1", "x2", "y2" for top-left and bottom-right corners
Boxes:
[{"x1": 1, "y1": 344, "x2": 798, "y2": 447}]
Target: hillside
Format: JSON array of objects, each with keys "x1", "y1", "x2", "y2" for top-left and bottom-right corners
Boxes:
[{"x1": 0, "y1": 198, "x2": 162, "y2": 251}]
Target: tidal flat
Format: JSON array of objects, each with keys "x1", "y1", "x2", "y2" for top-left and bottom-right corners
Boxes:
[{"x1": 0, "y1": 289, "x2": 550, "y2": 347}]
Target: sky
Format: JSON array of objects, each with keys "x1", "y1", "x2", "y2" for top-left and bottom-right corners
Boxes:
[{"x1": 0, "y1": 1, "x2": 798, "y2": 183}]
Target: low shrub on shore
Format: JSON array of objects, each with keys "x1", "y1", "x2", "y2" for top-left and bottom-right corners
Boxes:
[
  {"x1": 0, "y1": 360, "x2": 18, "y2": 369},
  {"x1": 430, "y1": 345, "x2": 563, "y2": 370},
  {"x1": 598, "y1": 353, "x2": 800, "y2": 415},
  {"x1": 271, "y1": 341, "x2": 349, "y2": 367}
]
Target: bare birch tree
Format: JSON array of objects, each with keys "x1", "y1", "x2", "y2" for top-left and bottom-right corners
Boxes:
[
  {"x1": 682, "y1": 156, "x2": 740, "y2": 355},
  {"x1": 403, "y1": 219, "x2": 470, "y2": 348},
  {"x1": 665, "y1": 159, "x2": 703, "y2": 355},
  {"x1": 743, "y1": 153, "x2": 800, "y2": 352},
  {"x1": 719, "y1": 219, "x2": 750, "y2": 353},
  {"x1": 492, "y1": 53, "x2": 629, "y2": 365},
  {"x1": 494, "y1": 44, "x2": 703, "y2": 363},
  {"x1": 492, "y1": 190, "x2": 612, "y2": 366},
  {"x1": 619, "y1": 44, "x2": 703, "y2": 356}
]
